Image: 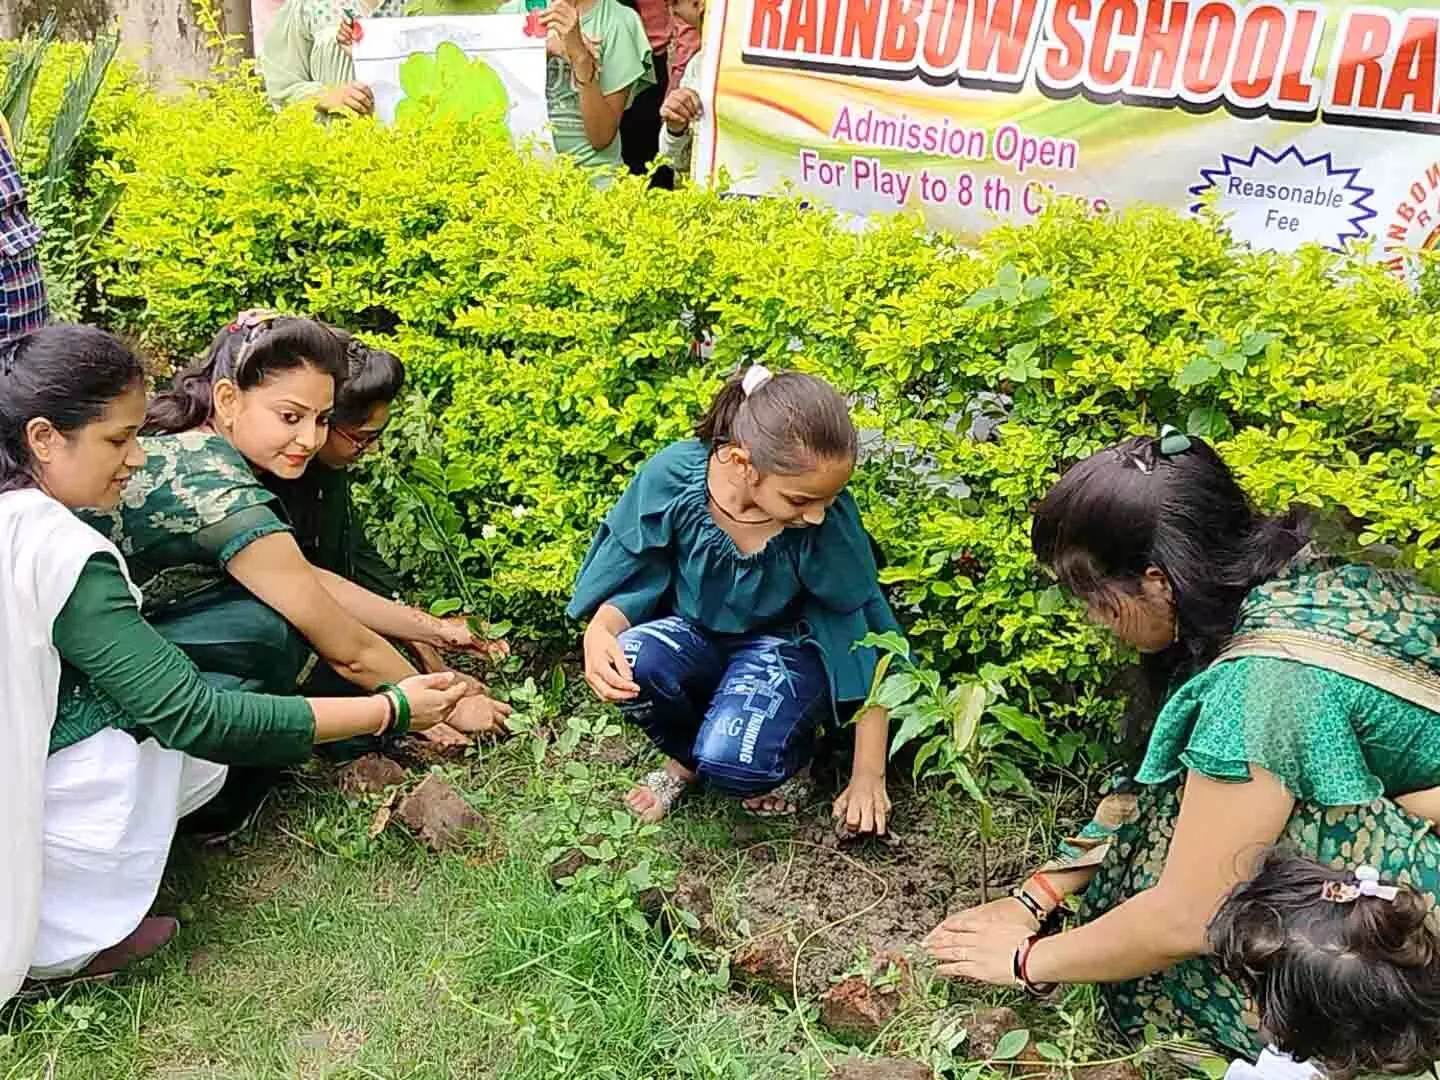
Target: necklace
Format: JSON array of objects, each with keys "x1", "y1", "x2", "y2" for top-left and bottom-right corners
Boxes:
[{"x1": 706, "y1": 482, "x2": 774, "y2": 526}]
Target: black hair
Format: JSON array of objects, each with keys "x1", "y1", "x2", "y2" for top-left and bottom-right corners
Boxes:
[
  {"x1": 1031, "y1": 435, "x2": 1307, "y2": 746},
  {"x1": 330, "y1": 330, "x2": 405, "y2": 428},
  {"x1": 143, "y1": 314, "x2": 346, "y2": 435},
  {"x1": 0, "y1": 326, "x2": 146, "y2": 494},
  {"x1": 695, "y1": 370, "x2": 857, "y2": 474},
  {"x1": 1209, "y1": 848, "x2": 1440, "y2": 1078}
]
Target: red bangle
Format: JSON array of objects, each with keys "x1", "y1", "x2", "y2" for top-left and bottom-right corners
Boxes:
[
  {"x1": 1014, "y1": 935, "x2": 1057, "y2": 996},
  {"x1": 1030, "y1": 872, "x2": 1064, "y2": 907}
]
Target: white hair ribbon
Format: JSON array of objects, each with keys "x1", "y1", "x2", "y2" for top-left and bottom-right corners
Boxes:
[
  {"x1": 741, "y1": 364, "x2": 773, "y2": 397},
  {"x1": 1321, "y1": 865, "x2": 1400, "y2": 903}
]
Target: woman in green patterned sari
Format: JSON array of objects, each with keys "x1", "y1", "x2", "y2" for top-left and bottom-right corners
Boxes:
[{"x1": 924, "y1": 434, "x2": 1440, "y2": 1058}]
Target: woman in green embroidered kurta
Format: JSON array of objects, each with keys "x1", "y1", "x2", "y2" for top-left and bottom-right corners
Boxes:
[
  {"x1": 924, "y1": 435, "x2": 1440, "y2": 1058},
  {"x1": 91, "y1": 314, "x2": 503, "y2": 747},
  {"x1": 0, "y1": 327, "x2": 465, "y2": 999},
  {"x1": 570, "y1": 367, "x2": 899, "y2": 829}
]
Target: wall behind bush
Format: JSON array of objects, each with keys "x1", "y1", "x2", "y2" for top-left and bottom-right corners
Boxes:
[{"x1": 79, "y1": 74, "x2": 1440, "y2": 750}]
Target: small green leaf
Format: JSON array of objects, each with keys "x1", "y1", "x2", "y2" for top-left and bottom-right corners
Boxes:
[
  {"x1": 992, "y1": 1029, "x2": 1030, "y2": 1060},
  {"x1": 1186, "y1": 405, "x2": 1233, "y2": 440},
  {"x1": 952, "y1": 760, "x2": 988, "y2": 806},
  {"x1": 950, "y1": 682, "x2": 988, "y2": 753},
  {"x1": 1036, "y1": 1042, "x2": 1065, "y2": 1062},
  {"x1": 429, "y1": 597, "x2": 462, "y2": 616},
  {"x1": 989, "y1": 704, "x2": 1049, "y2": 749},
  {"x1": 1177, "y1": 354, "x2": 1221, "y2": 389}
]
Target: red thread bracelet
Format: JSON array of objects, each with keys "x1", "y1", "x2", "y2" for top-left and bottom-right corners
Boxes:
[
  {"x1": 1015, "y1": 935, "x2": 1057, "y2": 995},
  {"x1": 1030, "y1": 872, "x2": 1064, "y2": 907}
]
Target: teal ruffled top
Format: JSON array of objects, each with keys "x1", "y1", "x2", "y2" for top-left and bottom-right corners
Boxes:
[
  {"x1": 1136, "y1": 657, "x2": 1440, "y2": 805},
  {"x1": 566, "y1": 440, "x2": 902, "y2": 705}
]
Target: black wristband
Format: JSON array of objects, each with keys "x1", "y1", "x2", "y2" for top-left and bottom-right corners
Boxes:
[{"x1": 1010, "y1": 888, "x2": 1046, "y2": 925}]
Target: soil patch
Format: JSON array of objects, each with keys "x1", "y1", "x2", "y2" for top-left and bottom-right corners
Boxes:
[{"x1": 677, "y1": 801, "x2": 974, "y2": 1001}]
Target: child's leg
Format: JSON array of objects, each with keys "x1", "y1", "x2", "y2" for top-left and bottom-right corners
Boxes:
[
  {"x1": 691, "y1": 636, "x2": 829, "y2": 799},
  {"x1": 616, "y1": 616, "x2": 725, "y2": 765}
]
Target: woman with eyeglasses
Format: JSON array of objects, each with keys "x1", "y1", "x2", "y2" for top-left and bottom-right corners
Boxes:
[
  {"x1": 265, "y1": 332, "x2": 512, "y2": 733},
  {"x1": 82, "y1": 314, "x2": 506, "y2": 773}
]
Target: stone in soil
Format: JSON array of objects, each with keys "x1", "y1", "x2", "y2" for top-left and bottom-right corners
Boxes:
[
  {"x1": 733, "y1": 935, "x2": 797, "y2": 994},
  {"x1": 336, "y1": 753, "x2": 407, "y2": 796},
  {"x1": 965, "y1": 1006, "x2": 1036, "y2": 1061},
  {"x1": 394, "y1": 775, "x2": 484, "y2": 852},
  {"x1": 819, "y1": 975, "x2": 900, "y2": 1042},
  {"x1": 829, "y1": 1057, "x2": 931, "y2": 1080}
]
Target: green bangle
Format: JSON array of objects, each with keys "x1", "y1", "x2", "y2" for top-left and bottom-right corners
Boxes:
[{"x1": 380, "y1": 682, "x2": 411, "y2": 736}]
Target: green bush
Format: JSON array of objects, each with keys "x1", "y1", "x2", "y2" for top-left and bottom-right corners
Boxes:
[{"x1": 82, "y1": 76, "x2": 1440, "y2": 766}]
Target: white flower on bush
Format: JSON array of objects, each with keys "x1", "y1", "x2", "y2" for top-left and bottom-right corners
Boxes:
[
  {"x1": 481, "y1": 524, "x2": 499, "y2": 541},
  {"x1": 511, "y1": 504, "x2": 529, "y2": 519}
]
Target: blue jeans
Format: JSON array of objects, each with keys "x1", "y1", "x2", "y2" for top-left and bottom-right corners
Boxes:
[{"x1": 617, "y1": 616, "x2": 829, "y2": 796}]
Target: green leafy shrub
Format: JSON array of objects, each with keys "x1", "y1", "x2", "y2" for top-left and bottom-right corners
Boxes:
[{"x1": 84, "y1": 78, "x2": 1440, "y2": 769}]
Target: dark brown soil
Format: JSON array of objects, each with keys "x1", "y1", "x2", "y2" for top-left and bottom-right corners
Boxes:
[
  {"x1": 829, "y1": 1057, "x2": 932, "y2": 1080},
  {"x1": 336, "y1": 754, "x2": 407, "y2": 796},
  {"x1": 680, "y1": 805, "x2": 971, "y2": 1000},
  {"x1": 394, "y1": 775, "x2": 485, "y2": 852}
]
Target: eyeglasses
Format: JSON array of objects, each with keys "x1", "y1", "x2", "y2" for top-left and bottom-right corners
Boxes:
[{"x1": 333, "y1": 425, "x2": 385, "y2": 453}]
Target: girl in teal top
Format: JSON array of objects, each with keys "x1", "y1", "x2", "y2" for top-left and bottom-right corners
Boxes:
[{"x1": 569, "y1": 366, "x2": 899, "y2": 830}]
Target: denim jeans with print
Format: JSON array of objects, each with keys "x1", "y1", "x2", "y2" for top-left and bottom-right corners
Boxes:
[{"x1": 617, "y1": 616, "x2": 829, "y2": 796}]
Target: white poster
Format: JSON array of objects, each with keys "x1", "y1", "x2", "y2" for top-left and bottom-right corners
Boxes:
[{"x1": 353, "y1": 14, "x2": 552, "y2": 149}]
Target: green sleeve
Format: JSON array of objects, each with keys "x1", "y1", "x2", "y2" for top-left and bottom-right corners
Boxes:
[
  {"x1": 195, "y1": 502, "x2": 292, "y2": 565},
  {"x1": 1136, "y1": 657, "x2": 1384, "y2": 805},
  {"x1": 600, "y1": 4, "x2": 657, "y2": 102},
  {"x1": 52, "y1": 555, "x2": 317, "y2": 766}
]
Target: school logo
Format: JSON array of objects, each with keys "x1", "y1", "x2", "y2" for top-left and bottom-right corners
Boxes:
[{"x1": 1382, "y1": 162, "x2": 1440, "y2": 275}]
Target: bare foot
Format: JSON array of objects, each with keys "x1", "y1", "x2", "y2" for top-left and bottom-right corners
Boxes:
[
  {"x1": 625, "y1": 760, "x2": 695, "y2": 823},
  {"x1": 741, "y1": 792, "x2": 796, "y2": 815},
  {"x1": 740, "y1": 769, "x2": 813, "y2": 818}
]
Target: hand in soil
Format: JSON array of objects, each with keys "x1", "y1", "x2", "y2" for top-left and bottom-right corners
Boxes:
[
  {"x1": 832, "y1": 772, "x2": 891, "y2": 835},
  {"x1": 740, "y1": 792, "x2": 796, "y2": 816},
  {"x1": 925, "y1": 906, "x2": 1031, "y2": 984},
  {"x1": 435, "y1": 617, "x2": 511, "y2": 659},
  {"x1": 418, "y1": 721, "x2": 471, "y2": 749},
  {"x1": 927, "y1": 896, "x2": 1038, "y2": 939},
  {"x1": 447, "y1": 694, "x2": 514, "y2": 737}
]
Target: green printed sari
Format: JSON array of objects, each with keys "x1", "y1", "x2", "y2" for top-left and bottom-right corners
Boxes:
[{"x1": 1057, "y1": 553, "x2": 1440, "y2": 1056}]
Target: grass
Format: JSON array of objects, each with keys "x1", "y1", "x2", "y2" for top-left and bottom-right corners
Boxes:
[{"x1": 0, "y1": 678, "x2": 1159, "y2": 1080}]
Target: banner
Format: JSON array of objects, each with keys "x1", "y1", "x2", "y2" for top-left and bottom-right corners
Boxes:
[
  {"x1": 693, "y1": 0, "x2": 1440, "y2": 265},
  {"x1": 353, "y1": 14, "x2": 552, "y2": 148}
]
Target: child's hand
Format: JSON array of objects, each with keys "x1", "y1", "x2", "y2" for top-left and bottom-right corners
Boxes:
[
  {"x1": 833, "y1": 772, "x2": 890, "y2": 835},
  {"x1": 336, "y1": 13, "x2": 361, "y2": 49},
  {"x1": 583, "y1": 624, "x2": 640, "y2": 702},
  {"x1": 316, "y1": 81, "x2": 375, "y2": 116},
  {"x1": 660, "y1": 87, "x2": 703, "y2": 133}
]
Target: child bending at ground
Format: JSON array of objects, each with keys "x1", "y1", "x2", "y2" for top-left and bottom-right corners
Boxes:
[
  {"x1": 568, "y1": 366, "x2": 898, "y2": 830},
  {"x1": 1208, "y1": 849, "x2": 1440, "y2": 1079}
]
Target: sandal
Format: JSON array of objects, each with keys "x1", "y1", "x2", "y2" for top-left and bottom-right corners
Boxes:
[
  {"x1": 743, "y1": 772, "x2": 814, "y2": 818},
  {"x1": 628, "y1": 767, "x2": 691, "y2": 821}
]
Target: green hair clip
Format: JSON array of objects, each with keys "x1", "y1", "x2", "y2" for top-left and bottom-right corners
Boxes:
[{"x1": 1158, "y1": 425, "x2": 1192, "y2": 457}]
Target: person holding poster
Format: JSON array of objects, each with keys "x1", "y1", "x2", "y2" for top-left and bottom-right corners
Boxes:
[
  {"x1": 260, "y1": 0, "x2": 401, "y2": 114},
  {"x1": 518, "y1": 0, "x2": 654, "y2": 183},
  {"x1": 655, "y1": 0, "x2": 702, "y2": 178}
]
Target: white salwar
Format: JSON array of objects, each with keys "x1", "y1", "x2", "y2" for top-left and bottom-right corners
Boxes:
[{"x1": 0, "y1": 489, "x2": 226, "y2": 1001}]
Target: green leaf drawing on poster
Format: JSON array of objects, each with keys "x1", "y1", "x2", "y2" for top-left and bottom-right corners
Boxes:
[
  {"x1": 405, "y1": 0, "x2": 504, "y2": 15},
  {"x1": 395, "y1": 41, "x2": 509, "y2": 137}
]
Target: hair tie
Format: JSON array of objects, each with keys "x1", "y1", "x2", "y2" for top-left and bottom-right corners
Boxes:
[
  {"x1": 1320, "y1": 865, "x2": 1400, "y2": 904},
  {"x1": 741, "y1": 364, "x2": 773, "y2": 397},
  {"x1": 221, "y1": 309, "x2": 282, "y2": 382},
  {"x1": 1157, "y1": 424, "x2": 1193, "y2": 457}
]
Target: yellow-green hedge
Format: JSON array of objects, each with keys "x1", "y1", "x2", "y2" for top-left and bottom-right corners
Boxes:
[{"x1": 41, "y1": 69, "x2": 1440, "y2": 759}]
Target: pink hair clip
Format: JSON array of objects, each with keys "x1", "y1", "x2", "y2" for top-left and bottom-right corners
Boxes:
[{"x1": 1320, "y1": 865, "x2": 1400, "y2": 904}]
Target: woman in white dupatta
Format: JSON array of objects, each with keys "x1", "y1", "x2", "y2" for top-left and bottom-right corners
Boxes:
[{"x1": 1, "y1": 326, "x2": 469, "y2": 1003}]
